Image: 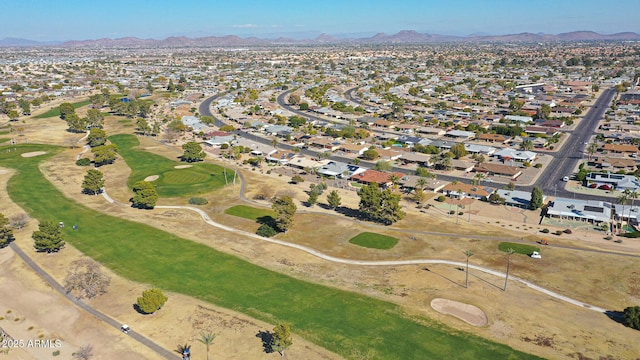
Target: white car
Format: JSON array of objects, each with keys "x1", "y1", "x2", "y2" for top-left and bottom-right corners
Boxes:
[
  {"x1": 562, "y1": 176, "x2": 569, "y2": 182},
  {"x1": 530, "y1": 251, "x2": 542, "y2": 259},
  {"x1": 121, "y1": 324, "x2": 131, "y2": 334}
]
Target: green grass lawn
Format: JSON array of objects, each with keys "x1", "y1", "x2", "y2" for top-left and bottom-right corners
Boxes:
[
  {"x1": 0, "y1": 138, "x2": 10, "y2": 144},
  {"x1": 498, "y1": 242, "x2": 540, "y2": 255},
  {"x1": 349, "y1": 232, "x2": 399, "y2": 250},
  {"x1": 109, "y1": 134, "x2": 229, "y2": 197},
  {"x1": 225, "y1": 205, "x2": 275, "y2": 221},
  {"x1": 33, "y1": 100, "x2": 92, "y2": 119},
  {"x1": 1, "y1": 144, "x2": 541, "y2": 360}
]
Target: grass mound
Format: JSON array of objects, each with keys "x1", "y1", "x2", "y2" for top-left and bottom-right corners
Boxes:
[
  {"x1": 349, "y1": 232, "x2": 399, "y2": 249},
  {"x1": 109, "y1": 134, "x2": 230, "y2": 197},
  {"x1": 498, "y1": 242, "x2": 540, "y2": 255},
  {"x1": 225, "y1": 205, "x2": 274, "y2": 221},
  {"x1": 33, "y1": 100, "x2": 92, "y2": 118},
  {"x1": 1, "y1": 144, "x2": 540, "y2": 360}
]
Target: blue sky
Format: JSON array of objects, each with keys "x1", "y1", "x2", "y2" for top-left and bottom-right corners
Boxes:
[{"x1": 2, "y1": 0, "x2": 638, "y2": 41}]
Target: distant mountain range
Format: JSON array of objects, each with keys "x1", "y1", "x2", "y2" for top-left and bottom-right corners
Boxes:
[{"x1": 2, "y1": 30, "x2": 640, "y2": 48}]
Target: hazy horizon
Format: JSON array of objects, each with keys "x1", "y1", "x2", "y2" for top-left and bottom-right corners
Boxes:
[{"x1": 2, "y1": 0, "x2": 639, "y2": 42}]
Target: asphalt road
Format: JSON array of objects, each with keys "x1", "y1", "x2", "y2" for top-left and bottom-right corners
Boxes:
[{"x1": 9, "y1": 243, "x2": 178, "y2": 359}]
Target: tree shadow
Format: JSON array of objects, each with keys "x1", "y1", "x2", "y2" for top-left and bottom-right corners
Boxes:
[
  {"x1": 334, "y1": 206, "x2": 366, "y2": 220},
  {"x1": 422, "y1": 267, "x2": 464, "y2": 288},
  {"x1": 256, "y1": 216, "x2": 276, "y2": 228},
  {"x1": 605, "y1": 310, "x2": 625, "y2": 325},
  {"x1": 132, "y1": 303, "x2": 151, "y2": 315},
  {"x1": 255, "y1": 330, "x2": 273, "y2": 354}
]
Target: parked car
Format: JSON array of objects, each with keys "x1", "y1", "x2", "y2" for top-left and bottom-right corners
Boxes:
[
  {"x1": 589, "y1": 183, "x2": 598, "y2": 188},
  {"x1": 598, "y1": 184, "x2": 612, "y2": 190},
  {"x1": 562, "y1": 176, "x2": 569, "y2": 182},
  {"x1": 121, "y1": 324, "x2": 131, "y2": 334},
  {"x1": 530, "y1": 251, "x2": 542, "y2": 259}
]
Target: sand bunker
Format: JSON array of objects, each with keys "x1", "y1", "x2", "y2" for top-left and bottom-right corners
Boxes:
[
  {"x1": 0, "y1": 170, "x2": 9, "y2": 175},
  {"x1": 144, "y1": 175, "x2": 160, "y2": 181},
  {"x1": 430, "y1": 298, "x2": 488, "y2": 327},
  {"x1": 21, "y1": 151, "x2": 47, "y2": 158},
  {"x1": 174, "y1": 164, "x2": 193, "y2": 169}
]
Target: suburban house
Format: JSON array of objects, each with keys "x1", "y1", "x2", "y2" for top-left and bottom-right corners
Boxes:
[
  {"x1": 309, "y1": 137, "x2": 342, "y2": 151},
  {"x1": 399, "y1": 152, "x2": 433, "y2": 166},
  {"x1": 464, "y1": 144, "x2": 496, "y2": 155},
  {"x1": 496, "y1": 189, "x2": 546, "y2": 209},
  {"x1": 373, "y1": 119, "x2": 395, "y2": 129},
  {"x1": 504, "y1": 115, "x2": 533, "y2": 124},
  {"x1": 585, "y1": 172, "x2": 640, "y2": 191},
  {"x1": 266, "y1": 149, "x2": 297, "y2": 165},
  {"x1": 601, "y1": 143, "x2": 639, "y2": 155},
  {"x1": 477, "y1": 133, "x2": 509, "y2": 144},
  {"x1": 441, "y1": 182, "x2": 495, "y2": 200},
  {"x1": 317, "y1": 161, "x2": 366, "y2": 179},
  {"x1": 339, "y1": 143, "x2": 370, "y2": 155},
  {"x1": 181, "y1": 115, "x2": 205, "y2": 131},
  {"x1": 525, "y1": 126, "x2": 559, "y2": 137},
  {"x1": 287, "y1": 157, "x2": 330, "y2": 171},
  {"x1": 350, "y1": 170, "x2": 404, "y2": 187},
  {"x1": 474, "y1": 163, "x2": 522, "y2": 180},
  {"x1": 588, "y1": 157, "x2": 637, "y2": 172},
  {"x1": 416, "y1": 126, "x2": 446, "y2": 136},
  {"x1": 375, "y1": 148, "x2": 403, "y2": 161},
  {"x1": 399, "y1": 175, "x2": 445, "y2": 193},
  {"x1": 204, "y1": 134, "x2": 235, "y2": 147},
  {"x1": 545, "y1": 198, "x2": 612, "y2": 224},
  {"x1": 445, "y1": 130, "x2": 475, "y2": 140},
  {"x1": 451, "y1": 160, "x2": 476, "y2": 172},
  {"x1": 493, "y1": 148, "x2": 537, "y2": 162}
]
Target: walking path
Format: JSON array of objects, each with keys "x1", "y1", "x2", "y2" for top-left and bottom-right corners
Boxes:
[{"x1": 8, "y1": 244, "x2": 178, "y2": 359}]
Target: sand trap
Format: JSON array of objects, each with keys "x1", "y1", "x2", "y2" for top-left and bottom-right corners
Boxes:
[
  {"x1": 21, "y1": 151, "x2": 47, "y2": 158},
  {"x1": 144, "y1": 175, "x2": 160, "y2": 181},
  {"x1": 174, "y1": 164, "x2": 193, "y2": 169},
  {"x1": 0, "y1": 170, "x2": 9, "y2": 175},
  {"x1": 431, "y1": 298, "x2": 488, "y2": 327}
]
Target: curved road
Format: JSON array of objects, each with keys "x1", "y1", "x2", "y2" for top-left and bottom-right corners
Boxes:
[{"x1": 9, "y1": 243, "x2": 177, "y2": 359}]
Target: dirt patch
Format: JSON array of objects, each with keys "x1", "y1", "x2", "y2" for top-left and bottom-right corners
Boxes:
[
  {"x1": 430, "y1": 298, "x2": 488, "y2": 327},
  {"x1": 144, "y1": 175, "x2": 160, "y2": 182},
  {"x1": 174, "y1": 165, "x2": 193, "y2": 169},
  {"x1": 0, "y1": 169, "x2": 9, "y2": 175},
  {"x1": 20, "y1": 151, "x2": 47, "y2": 158}
]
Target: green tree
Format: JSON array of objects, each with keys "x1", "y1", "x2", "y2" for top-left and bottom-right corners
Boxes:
[
  {"x1": 362, "y1": 148, "x2": 379, "y2": 160},
  {"x1": 86, "y1": 109, "x2": 104, "y2": 128},
  {"x1": 358, "y1": 183, "x2": 404, "y2": 225},
  {"x1": 529, "y1": 187, "x2": 544, "y2": 210},
  {"x1": 65, "y1": 113, "x2": 87, "y2": 132},
  {"x1": 0, "y1": 213, "x2": 15, "y2": 248},
  {"x1": 167, "y1": 79, "x2": 176, "y2": 92},
  {"x1": 136, "y1": 118, "x2": 151, "y2": 135},
  {"x1": 307, "y1": 190, "x2": 319, "y2": 206},
  {"x1": 373, "y1": 160, "x2": 393, "y2": 171},
  {"x1": 19, "y1": 99, "x2": 31, "y2": 115},
  {"x1": 181, "y1": 141, "x2": 206, "y2": 162},
  {"x1": 299, "y1": 102, "x2": 309, "y2": 110},
  {"x1": 92, "y1": 144, "x2": 119, "y2": 166},
  {"x1": 271, "y1": 323, "x2": 293, "y2": 357},
  {"x1": 449, "y1": 143, "x2": 468, "y2": 159},
  {"x1": 272, "y1": 196, "x2": 297, "y2": 232},
  {"x1": 82, "y1": 169, "x2": 105, "y2": 195},
  {"x1": 131, "y1": 181, "x2": 158, "y2": 209},
  {"x1": 288, "y1": 94, "x2": 300, "y2": 105},
  {"x1": 623, "y1": 306, "x2": 640, "y2": 330},
  {"x1": 32, "y1": 220, "x2": 65, "y2": 253},
  {"x1": 327, "y1": 190, "x2": 341, "y2": 209},
  {"x1": 136, "y1": 288, "x2": 168, "y2": 314},
  {"x1": 87, "y1": 128, "x2": 107, "y2": 147},
  {"x1": 520, "y1": 139, "x2": 534, "y2": 151},
  {"x1": 59, "y1": 102, "x2": 75, "y2": 119},
  {"x1": 198, "y1": 333, "x2": 216, "y2": 360}
]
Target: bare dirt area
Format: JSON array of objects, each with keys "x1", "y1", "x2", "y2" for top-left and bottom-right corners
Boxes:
[
  {"x1": 430, "y1": 298, "x2": 488, "y2": 326},
  {"x1": 174, "y1": 164, "x2": 193, "y2": 169}
]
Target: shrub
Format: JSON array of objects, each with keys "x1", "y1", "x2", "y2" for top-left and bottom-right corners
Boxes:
[
  {"x1": 188, "y1": 197, "x2": 208, "y2": 205},
  {"x1": 555, "y1": 230, "x2": 563, "y2": 235},
  {"x1": 256, "y1": 224, "x2": 277, "y2": 237},
  {"x1": 534, "y1": 163, "x2": 543, "y2": 168},
  {"x1": 266, "y1": 170, "x2": 271, "y2": 174},
  {"x1": 541, "y1": 228, "x2": 550, "y2": 233},
  {"x1": 75, "y1": 158, "x2": 91, "y2": 166},
  {"x1": 623, "y1": 306, "x2": 640, "y2": 330},
  {"x1": 136, "y1": 288, "x2": 168, "y2": 314},
  {"x1": 458, "y1": 211, "x2": 464, "y2": 215},
  {"x1": 449, "y1": 210, "x2": 455, "y2": 215},
  {"x1": 291, "y1": 175, "x2": 304, "y2": 184},
  {"x1": 563, "y1": 228, "x2": 572, "y2": 234},
  {"x1": 614, "y1": 239, "x2": 623, "y2": 243},
  {"x1": 604, "y1": 236, "x2": 613, "y2": 240},
  {"x1": 436, "y1": 195, "x2": 446, "y2": 202}
]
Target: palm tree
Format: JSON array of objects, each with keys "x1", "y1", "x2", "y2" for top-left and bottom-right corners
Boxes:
[
  {"x1": 474, "y1": 173, "x2": 485, "y2": 187},
  {"x1": 520, "y1": 139, "x2": 534, "y2": 151},
  {"x1": 464, "y1": 250, "x2": 474, "y2": 288},
  {"x1": 630, "y1": 190, "x2": 638, "y2": 213},
  {"x1": 587, "y1": 142, "x2": 598, "y2": 161},
  {"x1": 617, "y1": 189, "x2": 629, "y2": 233},
  {"x1": 415, "y1": 177, "x2": 427, "y2": 191},
  {"x1": 504, "y1": 248, "x2": 516, "y2": 291},
  {"x1": 456, "y1": 188, "x2": 463, "y2": 224},
  {"x1": 441, "y1": 155, "x2": 452, "y2": 172},
  {"x1": 198, "y1": 333, "x2": 216, "y2": 360}
]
